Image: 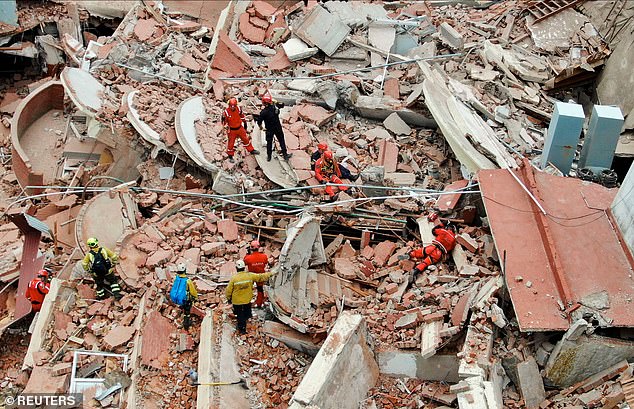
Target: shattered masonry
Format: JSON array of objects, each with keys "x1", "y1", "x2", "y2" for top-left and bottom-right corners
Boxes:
[{"x1": 0, "y1": 1, "x2": 634, "y2": 409}]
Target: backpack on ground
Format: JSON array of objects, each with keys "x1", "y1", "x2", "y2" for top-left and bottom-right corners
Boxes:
[
  {"x1": 170, "y1": 276, "x2": 188, "y2": 306},
  {"x1": 91, "y1": 250, "x2": 112, "y2": 275}
]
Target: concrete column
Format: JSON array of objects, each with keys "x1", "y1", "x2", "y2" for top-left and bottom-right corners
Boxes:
[
  {"x1": 540, "y1": 102, "x2": 585, "y2": 174},
  {"x1": 578, "y1": 105, "x2": 624, "y2": 169}
]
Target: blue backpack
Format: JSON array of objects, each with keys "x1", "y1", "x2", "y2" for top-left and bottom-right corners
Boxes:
[{"x1": 170, "y1": 276, "x2": 188, "y2": 306}]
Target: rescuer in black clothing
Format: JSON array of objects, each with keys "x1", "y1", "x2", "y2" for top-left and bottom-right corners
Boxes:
[{"x1": 255, "y1": 93, "x2": 291, "y2": 162}]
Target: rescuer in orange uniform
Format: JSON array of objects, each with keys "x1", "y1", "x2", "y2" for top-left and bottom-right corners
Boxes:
[
  {"x1": 25, "y1": 269, "x2": 51, "y2": 312},
  {"x1": 221, "y1": 97, "x2": 259, "y2": 160},
  {"x1": 408, "y1": 213, "x2": 457, "y2": 281},
  {"x1": 243, "y1": 240, "x2": 269, "y2": 307},
  {"x1": 314, "y1": 150, "x2": 349, "y2": 200}
]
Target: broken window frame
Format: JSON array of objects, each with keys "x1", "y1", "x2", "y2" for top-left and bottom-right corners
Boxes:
[{"x1": 69, "y1": 349, "x2": 129, "y2": 403}]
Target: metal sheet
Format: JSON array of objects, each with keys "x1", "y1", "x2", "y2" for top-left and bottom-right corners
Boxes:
[{"x1": 479, "y1": 164, "x2": 634, "y2": 331}]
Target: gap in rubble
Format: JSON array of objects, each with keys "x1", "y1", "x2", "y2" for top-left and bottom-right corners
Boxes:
[
  {"x1": 82, "y1": 16, "x2": 121, "y2": 38},
  {"x1": 611, "y1": 156, "x2": 633, "y2": 184}
]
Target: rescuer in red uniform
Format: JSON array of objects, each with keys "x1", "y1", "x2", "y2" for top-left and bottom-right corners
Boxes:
[
  {"x1": 409, "y1": 213, "x2": 457, "y2": 281},
  {"x1": 221, "y1": 97, "x2": 259, "y2": 160},
  {"x1": 243, "y1": 240, "x2": 269, "y2": 307},
  {"x1": 314, "y1": 150, "x2": 349, "y2": 200},
  {"x1": 25, "y1": 269, "x2": 51, "y2": 312}
]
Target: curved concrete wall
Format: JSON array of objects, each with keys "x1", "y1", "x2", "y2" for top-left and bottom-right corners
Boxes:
[{"x1": 10, "y1": 81, "x2": 64, "y2": 194}]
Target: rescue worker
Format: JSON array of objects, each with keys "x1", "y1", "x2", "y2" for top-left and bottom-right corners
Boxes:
[
  {"x1": 310, "y1": 142, "x2": 357, "y2": 181},
  {"x1": 221, "y1": 97, "x2": 259, "y2": 160},
  {"x1": 314, "y1": 150, "x2": 349, "y2": 200},
  {"x1": 82, "y1": 237, "x2": 122, "y2": 300},
  {"x1": 170, "y1": 263, "x2": 198, "y2": 330},
  {"x1": 243, "y1": 240, "x2": 269, "y2": 307},
  {"x1": 408, "y1": 213, "x2": 457, "y2": 282},
  {"x1": 255, "y1": 93, "x2": 291, "y2": 162},
  {"x1": 25, "y1": 269, "x2": 51, "y2": 312},
  {"x1": 225, "y1": 260, "x2": 275, "y2": 334}
]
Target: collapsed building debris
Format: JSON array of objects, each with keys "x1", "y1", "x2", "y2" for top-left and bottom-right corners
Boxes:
[{"x1": 1, "y1": 0, "x2": 634, "y2": 408}]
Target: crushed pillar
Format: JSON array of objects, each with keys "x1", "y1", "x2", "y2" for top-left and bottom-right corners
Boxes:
[
  {"x1": 578, "y1": 105, "x2": 624, "y2": 169},
  {"x1": 540, "y1": 101, "x2": 584, "y2": 174}
]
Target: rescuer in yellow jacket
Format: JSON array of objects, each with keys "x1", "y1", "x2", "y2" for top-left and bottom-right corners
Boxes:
[{"x1": 225, "y1": 260, "x2": 275, "y2": 334}]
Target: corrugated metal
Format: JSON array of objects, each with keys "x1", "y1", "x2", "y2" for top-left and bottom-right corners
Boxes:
[{"x1": 479, "y1": 162, "x2": 634, "y2": 331}]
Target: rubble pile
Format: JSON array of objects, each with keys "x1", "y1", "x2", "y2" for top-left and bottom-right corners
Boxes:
[{"x1": 1, "y1": 0, "x2": 634, "y2": 408}]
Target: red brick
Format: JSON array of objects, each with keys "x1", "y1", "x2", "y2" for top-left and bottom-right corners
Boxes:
[
  {"x1": 268, "y1": 48, "x2": 292, "y2": 72},
  {"x1": 376, "y1": 139, "x2": 399, "y2": 173},
  {"x1": 239, "y1": 12, "x2": 266, "y2": 43},
  {"x1": 385, "y1": 282, "x2": 398, "y2": 294},
  {"x1": 134, "y1": 19, "x2": 158, "y2": 41},
  {"x1": 141, "y1": 311, "x2": 176, "y2": 369},
  {"x1": 456, "y1": 233, "x2": 478, "y2": 253},
  {"x1": 103, "y1": 325, "x2": 135, "y2": 349},
  {"x1": 211, "y1": 32, "x2": 254, "y2": 75},
  {"x1": 373, "y1": 241, "x2": 398, "y2": 266},
  {"x1": 384, "y1": 78, "x2": 400, "y2": 99},
  {"x1": 251, "y1": 0, "x2": 277, "y2": 18},
  {"x1": 217, "y1": 219, "x2": 239, "y2": 241}
]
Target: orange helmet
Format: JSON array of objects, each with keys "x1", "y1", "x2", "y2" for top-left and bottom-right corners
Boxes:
[
  {"x1": 261, "y1": 93, "x2": 272, "y2": 104},
  {"x1": 228, "y1": 97, "x2": 238, "y2": 107},
  {"x1": 250, "y1": 240, "x2": 261, "y2": 249},
  {"x1": 318, "y1": 143, "x2": 328, "y2": 152},
  {"x1": 323, "y1": 150, "x2": 334, "y2": 160}
]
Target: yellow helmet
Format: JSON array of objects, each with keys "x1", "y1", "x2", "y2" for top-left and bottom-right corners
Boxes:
[{"x1": 87, "y1": 237, "x2": 99, "y2": 248}]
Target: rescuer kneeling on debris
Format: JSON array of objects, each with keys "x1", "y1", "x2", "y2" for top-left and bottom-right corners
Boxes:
[
  {"x1": 311, "y1": 142, "x2": 358, "y2": 181},
  {"x1": 243, "y1": 240, "x2": 269, "y2": 308},
  {"x1": 256, "y1": 93, "x2": 291, "y2": 162},
  {"x1": 222, "y1": 97, "x2": 259, "y2": 161},
  {"x1": 314, "y1": 150, "x2": 350, "y2": 200},
  {"x1": 82, "y1": 237, "x2": 122, "y2": 300},
  {"x1": 170, "y1": 263, "x2": 198, "y2": 330},
  {"x1": 26, "y1": 269, "x2": 51, "y2": 313},
  {"x1": 407, "y1": 213, "x2": 457, "y2": 283},
  {"x1": 225, "y1": 260, "x2": 275, "y2": 334}
]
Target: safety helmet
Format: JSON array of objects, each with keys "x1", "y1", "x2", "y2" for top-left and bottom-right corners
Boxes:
[
  {"x1": 261, "y1": 93, "x2": 272, "y2": 104},
  {"x1": 177, "y1": 263, "x2": 187, "y2": 273},
  {"x1": 235, "y1": 260, "x2": 246, "y2": 271},
  {"x1": 250, "y1": 240, "x2": 261, "y2": 250},
  {"x1": 323, "y1": 150, "x2": 334, "y2": 160},
  {"x1": 37, "y1": 269, "x2": 49, "y2": 278},
  {"x1": 87, "y1": 237, "x2": 99, "y2": 248},
  {"x1": 228, "y1": 97, "x2": 238, "y2": 107},
  {"x1": 317, "y1": 143, "x2": 328, "y2": 151}
]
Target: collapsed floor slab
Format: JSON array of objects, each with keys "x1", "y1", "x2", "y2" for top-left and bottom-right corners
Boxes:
[{"x1": 288, "y1": 312, "x2": 379, "y2": 409}]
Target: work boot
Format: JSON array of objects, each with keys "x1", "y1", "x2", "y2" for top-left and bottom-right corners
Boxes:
[
  {"x1": 349, "y1": 174, "x2": 359, "y2": 182},
  {"x1": 96, "y1": 292, "x2": 108, "y2": 301},
  {"x1": 184, "y1": 316, "x2": 191, "y2": 330},
  {"x1": 228, "y1": 156, "x2": 235, "y2": 163},
  {"x1": 113, "y1": 291, "x2": 122, "y2": 301},
  {"x1": 267, "y1": 154, "x2": 272, "y2": 162},
  {"x1": 283, "y1": 152, "x2": 293, "y2": 160},
  {"x1": 250, "y1": 149, "x2": 260, "y2": 155}
]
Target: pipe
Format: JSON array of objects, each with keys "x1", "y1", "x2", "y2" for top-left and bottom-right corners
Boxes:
[
  {"x1": 115, "y1": 63, "x2": 206, "y2": 90},
  {"x1": 220, "y1": 53, "x2": 464, "y2": 82},
  {"x1": 506, "y1": 167, "x2": 547, "y2": 215}
]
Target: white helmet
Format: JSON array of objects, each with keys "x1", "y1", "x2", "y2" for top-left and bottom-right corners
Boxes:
[
  {"x1": 177, "y1": 263, "x2": 187, "y2": 273},
  {"x1": 235, "y1": 260, "x2": 246, "y2": 271}
]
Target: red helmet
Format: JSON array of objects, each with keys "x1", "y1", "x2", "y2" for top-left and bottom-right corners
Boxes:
[
  {"x1": 261, "y1": 93, "x2": 272, "y2": 104},
  {"x1": 323, "y1": 150, "x2": 334, "y2": 160},
  {"x1": 250, "y1": 240, "x2": 261, "y2": 249},
  {"x1": 228, "y1": 97, "x2": 238, "y2": 107},
  {"x1": 318, "y1": 143, "x2": 328, "y2": 152},
  {"x1": 37, "y1": 269, "x2": 49, "y2": 278}
]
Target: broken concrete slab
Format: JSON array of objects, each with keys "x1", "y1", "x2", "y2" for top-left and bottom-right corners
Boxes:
[
  {"x1": 368, "y1": 23, "x2": 396, "y2": 66},
  {"x1": 252, "y1": 124, "x2": 300, "y2": 188},
  {"x1": 293, "y1": 4, "x2": 350, "y2": 57},
  {"x1": 288, "y1": 312, "x2": 378, "y2": 409},
  {"x1": 517, "y1": 357, "x2": 545, "y2": 408},
  {"x1": 282, "y1": 37, "x2": 318, "y2": 62},
  {"x1": 439, "y1": 22, "x2": 464, "y2": 50},
  {"x1": 377, "y1": 351, "x2": 459, "y2": 382},
  {"x1": 175, "y1": 96, "x2": 220, "y2": 175},
  {"x1": 262, "y1": 320, "x2": 322, "y2": 356},
  {"x1": 103, "y1": 325, "x2": 135, "y2": 349},
  {"x1": 546, "y1": 333, "x2": 634, "y2": 387},
  {"x1": 354, "y1": 95, "x2": 436, "y2": 128},
  {"x1": 383, "y1": 113, "x2": 411, "y2": 136},
  {"x1": 60, "y1": 67, "x2": 104, "y2": 117},
  {"x1": 211, "y1": 31, "x2": 254, "y2": 75}
]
